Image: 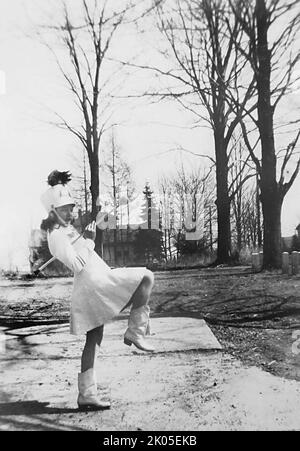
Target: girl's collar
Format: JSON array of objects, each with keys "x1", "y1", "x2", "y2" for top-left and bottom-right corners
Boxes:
[{"x1": 53, "y1": 223, "x2": 69, "y2": 230}]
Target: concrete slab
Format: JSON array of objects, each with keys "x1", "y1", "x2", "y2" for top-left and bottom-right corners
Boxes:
[
  {"x1": 105, "y1": 317, "x2": 222, "y2": 354},
  {"x1": 3, "y1": 317, "x2": 222, "y2": 354}
]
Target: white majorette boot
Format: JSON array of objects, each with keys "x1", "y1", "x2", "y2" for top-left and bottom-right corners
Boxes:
[
  {"x1": 124, "y1": 305, "x2": 155, "y2": 352},
  {"x1": 77, "y1": 368, "x2": 111, "y2": 410}
]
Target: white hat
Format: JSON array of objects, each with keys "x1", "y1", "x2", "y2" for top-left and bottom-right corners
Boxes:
[{"x1": 41, "y1": 170, "x2": 75, "y2": 213}]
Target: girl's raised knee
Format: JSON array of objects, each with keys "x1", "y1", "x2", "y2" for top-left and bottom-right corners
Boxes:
[{"x1": 143, "y1": 270, "x2": 154, "y2": 288}]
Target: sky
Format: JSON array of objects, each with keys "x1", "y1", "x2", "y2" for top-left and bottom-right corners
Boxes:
[{"x1": 0, "y1": 0, "x2": 299, "y2": 271}]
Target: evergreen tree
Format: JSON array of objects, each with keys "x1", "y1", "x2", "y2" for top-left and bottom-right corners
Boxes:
[{"x1": 133, "y1": 183, "x2": 164, "y2": 262}]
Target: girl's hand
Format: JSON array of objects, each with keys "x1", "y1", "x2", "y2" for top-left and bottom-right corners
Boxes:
[{"x1": 83, "y1": 221, "x2": 96, "y2": 241}]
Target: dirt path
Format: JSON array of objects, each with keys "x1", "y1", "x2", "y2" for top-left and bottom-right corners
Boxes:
[
  {"x1": 1, "y1": 321, "x2": 300, "y2": 431},
  {"x1": 0, "y1": 268, "x2": 300, "y2": 431}
]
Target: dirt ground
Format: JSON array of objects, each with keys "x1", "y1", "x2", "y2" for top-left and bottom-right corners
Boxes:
[
  {"x1": 0, "y1": 267, "x2": 300, "y2": 431},
  {"x1": 1, "y1": 267, "x2": 299, "y2": 381}
]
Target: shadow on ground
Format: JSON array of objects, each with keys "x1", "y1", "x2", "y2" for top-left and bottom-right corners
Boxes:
[
  {"x1": 0, "y1": 400, "x2": 91, "y2": 431},
  {"x1": 0, "y1": 400, "x2": 78, "y2": 416}
]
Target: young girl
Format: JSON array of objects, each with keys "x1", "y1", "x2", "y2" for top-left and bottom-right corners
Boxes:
[{"x1": 40, "y1": 170, "x2": 155, "y2": 410}]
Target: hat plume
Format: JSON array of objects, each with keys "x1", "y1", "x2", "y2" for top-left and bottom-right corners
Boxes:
[{"x1": 47, "y1": 170, "x2": 72, "y2": 186}]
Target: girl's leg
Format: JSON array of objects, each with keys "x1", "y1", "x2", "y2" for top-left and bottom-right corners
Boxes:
[
  {"x1": 121, "y1": 269, "x2": 154, "y2": 312},
  {"x1": 123, "y1": 270, "x2": 155, "y2": 352},
  {"x1": 77, "y1": 325, "x2": 110, "y2": 410},
  {"x1": 81, "y1": 325, "x2": 104, "y2": 373}
]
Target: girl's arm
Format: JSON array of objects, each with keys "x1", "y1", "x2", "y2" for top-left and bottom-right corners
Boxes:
[{"x1": 48, "y1": 229, "x2": 95, "y2": 274}]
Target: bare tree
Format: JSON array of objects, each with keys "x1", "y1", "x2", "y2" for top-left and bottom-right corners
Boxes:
[
  {"x1": 146, "y1": 0, "x2": 257, "y2": 264},
  {"x1": 158, "y1": 175, "x2": 173, "y2": 260},
  {"x1": 102, "y1": 129, "x2": 136, "y2": 224},
  {"x1": 230, "y1": 0, "x2": 300, "y2": 268},
  {"x1": 228, "y1": 131, "x2": 257, "y2": 252},
  {"x1": 159, "y1": 165, "x2": 215, "y2": 259},
  {"x1": 39, "y1": 0, "x2": 140, "y2": 253},
  {"x1": 101, "y1": 128, "x2": 135, "y2": 261},
  {"x1": 244, "y1": 187, "x2": 261, "y2": 247},
  {"x1": 68, "y1": 147, "x2": 92, "y2": 230}
]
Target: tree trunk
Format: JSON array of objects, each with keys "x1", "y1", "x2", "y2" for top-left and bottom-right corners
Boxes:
[
  {"x1": 89, "y1": 151, "x2": 102, "y2": 256},
  {"x1": 208, "y1": 206, "x2": 213, "y2": 252},
  {"x1": 214, "y1": 129, "x2": 231, "y2": 264},
  {"x1": 261, "y1": 192, "x2": 282, "y2": 269},
  {"x1": 164, "y1": 229, "x2": 168, "y2": 261},
  {"x1": 168, "y1": 229, "x2": 172, "y2": 260},
  {"x1": 89, "y1": 152, "x2": 100, "y2": 219},
  {"x1": 256, "y1": 174, "x2": 262, "y2": 248},
  {"x1": 256, "y1": 0, "x2": 282, "y2": 269},
  {"x1": 236, "y1": 207, "x2": 242, "y2": 252}
]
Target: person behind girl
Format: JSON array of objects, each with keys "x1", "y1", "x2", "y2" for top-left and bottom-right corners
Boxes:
[{"x1": 40, "y1": 170, "x2": 155, "y2": 410}]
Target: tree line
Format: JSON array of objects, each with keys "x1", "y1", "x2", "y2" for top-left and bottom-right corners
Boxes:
[{"x1": 38, "y1": 0, "x2": 300, "y2": 269}]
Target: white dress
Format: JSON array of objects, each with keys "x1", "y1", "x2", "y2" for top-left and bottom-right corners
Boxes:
[{"x1": 47, "y1": 224, "x2": 147, "y2": 335}]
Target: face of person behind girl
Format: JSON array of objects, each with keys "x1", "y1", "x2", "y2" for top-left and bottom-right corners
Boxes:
[{"x1": 55, "y1": 204, "x2": 75, "y2": 226}]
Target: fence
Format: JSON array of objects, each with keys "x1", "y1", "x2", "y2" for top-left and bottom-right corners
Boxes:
[{"x1": 252, "y1": 251, "x2": 300, "y2": 275}]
